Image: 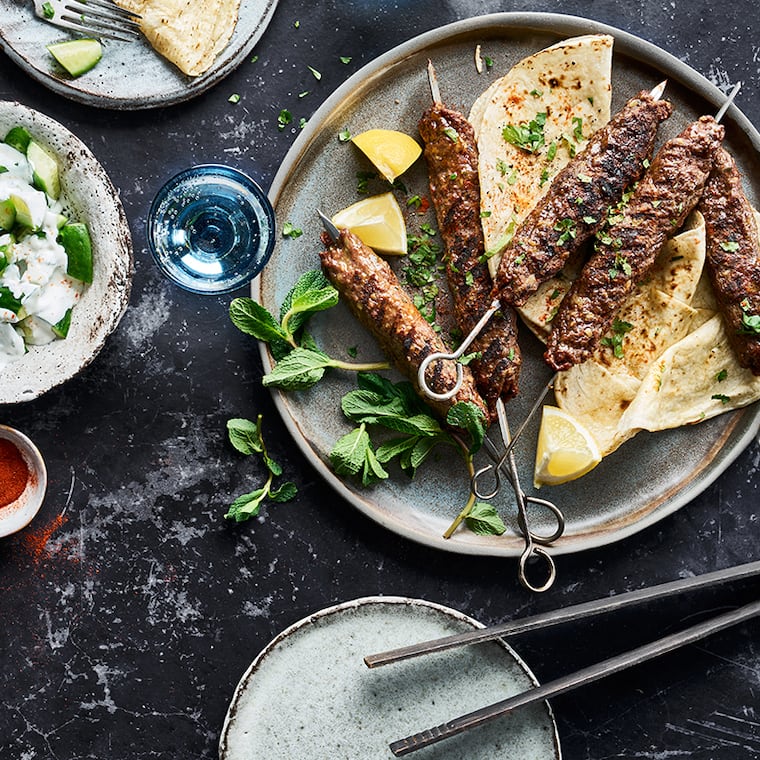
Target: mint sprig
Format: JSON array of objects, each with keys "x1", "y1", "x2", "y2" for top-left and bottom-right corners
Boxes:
[{"x1": 225, "y1": 416, "x2": 297, "y2": 522}]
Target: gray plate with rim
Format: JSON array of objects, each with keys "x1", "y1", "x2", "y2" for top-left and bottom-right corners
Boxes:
[
  {"x1": 0, "y1": 0, "x2": 278, "y2": 109},
  {"x1": 219, "y1": 596, "x2": 561, "y2": 759},
  {"x1": 255, "y1": 12, "x2": 760, "y2": 558}
]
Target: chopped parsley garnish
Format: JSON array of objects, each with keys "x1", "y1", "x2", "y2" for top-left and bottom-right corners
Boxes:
[
  {"x1": 502, "y1": 112, "x2": 547, "y2": 153},
  {"x1": 577, "y1": 172, "x2": 592, "y2": 183},
  {"x1": 42, "y1": 1, "x2": 55, "y2": 18},
  {"x1": 308, "y1": 65, "x2": 322, "y2": 80},
  {"x1": 720, "y1": 240, "x2": 740, "y2": 252},
  {"x1": 484, "y1": 56, "x2": 494, "y2": 69},
  {"x1": 716, "y1": 369, "x2": 728, "y2": 382},
  {"x1": 443, "y1": 126, "x2": 459, "y2": 142},
  {"x1": 407, "y1": 195, "x2": 422, "y2": 209},
  {"x1": 482, "y1": 219, "x2": 518, "y2": 260},
  {"x1": 338, "y1": 128, "x2": 351, "y2": 142},
  {"x1": 739, "y1": 299, "x2": 760, "y2": 335},
  {"x1": 277, "y1": 109, "x2": 293, "y2": 130},
  {"x1": 539, "y1": 168, "x2": 550, "y2": 187},
  {"x1": 496, "y1": 158, "x2": 510, "y2": 176},
  {"x1": 340, "y1": 56, "x2": 352, "y2": 64},
  {"x1": 298, "y1": 91, "x2": 309, "y2": 98},
  {"x1": 529, "y1": 88, "x2": 543, "y2": 97},
  {"x1": 582, "y1": 215, "x2": 597, "y2": 225},
  {"x1": 608, "y1": 251, "x2": 632, "y2": 279},
  {"x1": 282, "y1": 221, "x2": 303, "y2": 239},
  {"x1": 403, "y1": 229, "x2": 443, "y2": 323},
  {"x1": 601, "y1": 318, "x2": 634, "y2": 358},
  {"x1": 572, "y1": 116, "x2": 584, "y2": 142},
  {"x1": 712, "y1": 394, "x2": 731, "y2": 405},
  {"x1": 553, "y1": 218, "x2": 577, "y2": 245},
  {"x1": 228, "y1": 93, "x2": 240, "y2": 104},
  {"x1": 356, "y1": 170, "x2": 377, "y2": 194}
]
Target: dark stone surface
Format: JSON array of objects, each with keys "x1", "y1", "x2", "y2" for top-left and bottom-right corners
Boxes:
[{"x1": 1, "y1": 1, "x2": 759, "y2": 758}]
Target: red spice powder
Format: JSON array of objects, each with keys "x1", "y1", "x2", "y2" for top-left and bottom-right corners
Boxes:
[{"x1": 0, "y1": 438, "x2": 29, "y2": 507}]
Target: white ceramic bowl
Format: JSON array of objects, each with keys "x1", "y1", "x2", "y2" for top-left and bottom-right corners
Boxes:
[
  {"x1": 0, "y1": 424, "x2": 47, "y2": 537},
  {"x1": 0, "y1": 101, "x2": 133, "y2": 403}
]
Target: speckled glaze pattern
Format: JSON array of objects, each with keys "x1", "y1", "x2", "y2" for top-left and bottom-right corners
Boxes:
[
  {"x1": 219, "y1": 597, "x2": 561, "y2": 759},
  {"x1": 257, "y1": 14, "x2": 760, "y2": 557},
  {"x1": 0, "y1": 0, "x2": 279, "y2": 109},
  {"x1": 0, "y1": 101, "x2": 133, "y2": 403}
]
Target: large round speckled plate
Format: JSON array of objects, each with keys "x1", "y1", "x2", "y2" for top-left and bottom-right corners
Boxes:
[
  {"x1": 0, "y1": 101, "x2": 132, "y2": 402},
  {"x1": 256, "y1": 13, "x2": 760, "y2": 557},
  {"x1": 219, "y1": 597, "x2": 561, "y2": 759},
  {"x1": 0, "y1": 0, "x2": 278, "y2": 109}
]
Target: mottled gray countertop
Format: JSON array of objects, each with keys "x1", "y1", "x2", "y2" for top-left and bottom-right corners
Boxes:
[{"x1": 1, "y1": 0, "x2": 759, "y2": 758}]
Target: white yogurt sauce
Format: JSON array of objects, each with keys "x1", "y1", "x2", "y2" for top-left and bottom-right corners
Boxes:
[{"x1": 0, "y1": 141, "x2": 85, "y2": 369}]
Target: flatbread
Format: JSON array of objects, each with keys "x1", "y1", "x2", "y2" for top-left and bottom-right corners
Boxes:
[
  {"x1": 470, "y1": 34, "x2": 613, "y2": 277},
  {"x1": 552, "y1": 211, "x2": 760, "y2": 455},
  {"x1": 116, "y1": 0, "x2": 239, "y2": 77},
  {"x1": 553, "y1": 216, "x2": 708, "y2": 455}
]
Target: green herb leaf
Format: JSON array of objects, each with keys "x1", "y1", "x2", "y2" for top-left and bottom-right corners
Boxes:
[
  {"x1": 720, "y1": 240, "x2": 740, "y2": 252},
  {"x1": 282, "y1": 221, "x2": 303, "y2": 239},
  {"x1": 308, "y1": 65, "x2": 322, "y2": 80},
  {"x1": 262, "y1": 347, "x2": 334, "y2": 390},
  {"x1": 502, "y1": 112, "x2": 547, "y2": 153},
  {"x1": 278, "y1": 109, "x2": 293, "y2": 130},
  {"x1": 446, "y1": 401, "x2": 487, "y2": 453},
  {"x1": 269, "y1": 481, "x2": 298, "y2": 502},
  {"x1": 227, "y1": 417, "x2": 264, "y2": 456},
  {"x1": 339, "y1": 128, "x2": 351, "y2": 142},
  {"x1": 464, "y1": 502, "x2": 506, "y2": 535},
  {"x1": 340, "y1": 56, "x2": 352, "y2": 64},
  {"x1": 330, "y1": 424, "x2": 375, "y2": 477},
  {"x1": 225, "y1": 488, "x2": 267, "y2": 521},
  {"x1": 228, "y1": 93, "x2": 241, "y2": 104},
  {"x1": 229, "y1": 297, "x2": 288, "y2": 344}
]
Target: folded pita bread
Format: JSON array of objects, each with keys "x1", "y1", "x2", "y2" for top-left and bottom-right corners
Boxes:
[
  {"x1": 470, "y1": 34, "x2": 613, "y2": 277},
  {"x1": 552, "y1": 212, "x2": 760, "y2": 455},
  {"x1": 116, "y1": 0, "x2": 239, "y2": 76}
]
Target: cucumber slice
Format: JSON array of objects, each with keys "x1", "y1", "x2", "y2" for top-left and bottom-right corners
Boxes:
[
  {"x1": 47, "y1": 38, "x2": 102, "y2": 78},
  {"x1": 52, "y1": 308, "x2": 73, "y2": 339},
  {"x1": 59, "y1": 222, "x2": 93, "y2": 283},
  {"x1": 0, "y1": 198, "x2": 15, "y2": 231},
  {"x1": 9, "y1": 194, "x2": 34, "y2": 229},
  {"x1": 4, "y1": 126, "x2": 31, "y2": 153},
  {"x1": 27, "y1": 140, "x2": 60, "y2": 200}
]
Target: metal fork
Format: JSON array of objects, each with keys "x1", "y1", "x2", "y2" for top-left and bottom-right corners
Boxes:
[{"x1": 33, "y1": 0, "x2": 142, "y2": 42}]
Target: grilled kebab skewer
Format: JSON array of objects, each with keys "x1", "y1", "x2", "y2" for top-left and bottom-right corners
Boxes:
[
  {"x1": 546, "y1": 114, "x2": 726, "y2": 371},
  {"x1": 492, "y1": 86, "x2": 673, "y2": 308},
  {"x1": 418, "y1": 61, "x2": 521, "y2": 421},
  {"x1": 698, "y1": 145, "x2": 760, "y2": 375},
  {"x1": 418, "y1": 81, "x2": 671, "y2": 402},
  {"x1": 318, "y1": 225, "x2": 489, "y2": 425}
]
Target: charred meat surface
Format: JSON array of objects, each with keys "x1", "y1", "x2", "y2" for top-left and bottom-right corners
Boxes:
[
  {"x1": 546, "y1": 115, "x2": 725, "y2": 372},
  {"x1": 419, "y1": 101, "x2": 521, "y2": 419},
  {"x1": 492, "y1": 90, "x2": 673, "y2": 308},
  {"x1": 699, "y1": 146, "x2": 760, "y2": 374},
  {"x1": 319, "y1": 228, "x2": 489, "y2": 421}
]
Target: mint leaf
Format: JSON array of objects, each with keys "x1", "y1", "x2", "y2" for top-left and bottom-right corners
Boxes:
[
  {"x1": 362, "y1": 446, "x2": 389, "y2": 486},
  {"x1": 447, "y1": 401, "x2": 487, "y2": 452},
  {"x1": 262, "y1": 347, "x2": 334, "y2": 389},
  {"x1": 279, "y1": 270, "x2": 338, "y2": 340},
  {"x1": 227, "y1": 418, "x2": 264, "y2": 455},
  {"x1": 269, "y1": 481, "x2": 298, "y2": 502},
  {"x1": 225, "y1": 488, "x2": 267, "y2": 522},
  {"x1": 229, "y1": 297, "x2": 287, "y2": 344},
  {"x1": 464, "y1": 502, "x2": 506, "y2": 535},
  {"x1": 330, "y1": 424, "x2": 373, "y2": 476}
]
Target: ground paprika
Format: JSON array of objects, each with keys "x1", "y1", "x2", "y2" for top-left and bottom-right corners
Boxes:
[{"x1": 0, "y1": 437, "x2": 29, "y2": 507}]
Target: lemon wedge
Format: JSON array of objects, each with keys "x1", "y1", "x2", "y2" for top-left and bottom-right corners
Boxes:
[
  {"x1": 351, "y1": 129, "x2": 422, "y2": 183},
  {"x1": 533, "y1": 405, "x2": 602, "y2": 488},
  {"x1": 332, "y1": 192, "x2": 407, "y2": 255}
]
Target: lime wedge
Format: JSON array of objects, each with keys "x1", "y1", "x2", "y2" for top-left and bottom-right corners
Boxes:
[{"x1": 47, "y1": 38, "x2": 103, "y2": 78}]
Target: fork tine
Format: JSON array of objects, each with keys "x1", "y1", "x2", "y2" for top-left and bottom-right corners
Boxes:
[
  {"x1": 55, "y1": 15, "x2": 140, "y2": 42},
  {"x1": 62, "y1": 1, "x2": 141, "y2": 25}
]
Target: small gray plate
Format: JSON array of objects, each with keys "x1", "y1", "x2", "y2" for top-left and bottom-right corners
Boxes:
[
  {"x1": 0, "y1": 0, "x2": 278, "y2": 109},
  {"x1": 256, "y1": 13, "x2": 760, "y2": 557},
  {"x1": 219, "y1": 597, "x2": 561, "y2": 760}
]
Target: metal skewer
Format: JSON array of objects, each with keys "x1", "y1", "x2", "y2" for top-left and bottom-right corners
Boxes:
[{"x1": 482, "y1": 400, "x2": 563, "y2": 592}]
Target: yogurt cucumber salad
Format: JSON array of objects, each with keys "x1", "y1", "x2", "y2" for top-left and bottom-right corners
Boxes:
[{"x1": 0, "y1": 126, "x2": 92, "y2": 370}]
